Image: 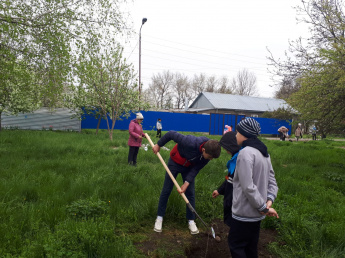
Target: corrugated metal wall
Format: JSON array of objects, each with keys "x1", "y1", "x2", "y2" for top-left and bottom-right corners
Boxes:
[
  {"x1": 209, "y1": 114, "x2": 245, "y2": 135},
  {"x1": 1, "y1": 108, "x2": 81, "y2": 131},
  {"x1": 209, "y1": 113, "x2": 291, "y2": 135},
  {"x1": 81, "y1": 111, "x2": 210, "y2": 133},
  {"x1": 82, "y1": 111, "x2": 291, "y2": 135},
  {"x1": 1, "y1": 109, "x2": 291, "y2": 135}
]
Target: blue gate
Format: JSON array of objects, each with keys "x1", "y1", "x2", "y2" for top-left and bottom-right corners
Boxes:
[
  {"x1": 209, "y1": 114, "x2": 291, "y2": 135},
  {"x1": 209, "y1": 114, "x2": 245, "y2": 135}
]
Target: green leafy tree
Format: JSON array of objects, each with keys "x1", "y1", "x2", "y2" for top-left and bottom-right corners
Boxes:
[
  {"x1": 0, "y1": 60, "x2": 41, "y2": 130},
  {"x1": 261, "y1": 107, "x2": 296, "y2": 121},
  {"x1": 268, "y1": 0, "x2": 345, "y2": 134},
  {"x1": 71, "y1": 43, "x2": 148, "y2": 141},
  {"x1": 0, "y1": 0, "x2": 129, "y2": 129}
]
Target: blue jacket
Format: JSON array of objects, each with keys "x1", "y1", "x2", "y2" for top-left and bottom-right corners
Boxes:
[{"x1": 157, "y1": 131, "x2": 210, "y2": 182}]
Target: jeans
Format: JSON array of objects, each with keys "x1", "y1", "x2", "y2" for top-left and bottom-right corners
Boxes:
[{"x1": 157, "y1": 158, "x2": 196, "y2": 220}]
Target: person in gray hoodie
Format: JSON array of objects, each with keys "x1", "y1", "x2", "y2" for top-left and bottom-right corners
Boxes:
[{"x1": 229, "y1": 118, "x2": 279, "y2": 258}]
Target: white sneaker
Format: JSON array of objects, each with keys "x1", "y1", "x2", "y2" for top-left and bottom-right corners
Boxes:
[
  {"x1": 188, "y1": 221, "x2": 199, "y2": 234},
  {"x1": 154, "y1": 219, "x2": 162, "y2": 232}
]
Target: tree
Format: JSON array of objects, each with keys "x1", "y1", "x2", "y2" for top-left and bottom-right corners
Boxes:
[
  {"x1": 274, "y1": 78, "x2": 301, "y2": 99},
  {"x1": 191, "y1": 73, "x2": 206, "y2": 99},
  {"x1": 268, "y1": 0, "x2": 345, "y2": 134},
  {"x1": 231, "y1": 69, "x2": 258, "y2": 96},
  {"x1": 205, "y1": 76, "x2": 217, "y2": 92},
  {"x1": 0, "y1": 60, "x2": 41, "y2": 130},
  {"x1": 148, "y1": 71, "x2": 174, "y2": 109},
  {"x1": 217, "y1": 76, "x2": 233, "y2": 94},
  {"x1": 261, "y1": 107, "x2": 296, "y2": 120},
  {"x1": 0, "y1": 0, "x2": 128, "y2": 125},
  {"x1": 173, "y1": 73, "x2": 190, "y2": 109},
  {"x1": 70, "y1": 44, "x2": 144, "y2": 141}
]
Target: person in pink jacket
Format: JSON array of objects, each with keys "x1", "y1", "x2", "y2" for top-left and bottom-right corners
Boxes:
[{"x1": 128, "y1": 113, "x2": 146, "y2": 166}]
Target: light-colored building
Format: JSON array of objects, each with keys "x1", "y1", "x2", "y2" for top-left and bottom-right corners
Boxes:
[{"x1": 187, "y1": 92, "x2": 291, "y2": 117}]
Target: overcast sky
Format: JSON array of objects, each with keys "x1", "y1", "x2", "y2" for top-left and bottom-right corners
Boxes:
[{"x1": 121, "y1": 0, "x2": 309, "y2": 98}]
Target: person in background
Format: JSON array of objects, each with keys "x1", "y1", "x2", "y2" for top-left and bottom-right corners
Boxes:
[
  {"x1": 156, "y1": 118, "x2": 162, "y2": 138},
  {"x1": 224, "y1": 125, "x2": 233, "y2": 134},
  {"x1": 127, "y1": 113, "x2": 146, "y2": 166},
  {"x1": 278, "y1": 126, "x2": 288, "y2": 141},
  {"x1": 311, "y1": 126, "x2": 317, "y2": 140},
  {"x1": 229, "y1": 118, "x2": 279, "y2": 258},
  {"x1": 212, "y1": 131, "x2": 241, "y2": 228},
  {"x1": 285, "y1": 128, "x2": 290, "y2": 140},
  {"x1": 295, "y1": 125, "x2": 302, "y2": 141},
  {"x1": 152, "y1": 130, "x2": 221, "y2": 235},
  {"x1": 298, "y1": 123, "x2": 303, "y2": 139}
]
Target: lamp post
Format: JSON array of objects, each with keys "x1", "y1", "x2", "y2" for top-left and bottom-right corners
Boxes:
[{"x1": 139, "y1": 18, "x2": 147, "y2": 110}]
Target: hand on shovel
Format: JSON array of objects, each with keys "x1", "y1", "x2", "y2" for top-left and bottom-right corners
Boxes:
[
  {"x1": 177, "y1": 181, "x2": 189, "y2": 194},
  {"x1": 152, "y1": 144, "x2": 160, "y2": 154}
]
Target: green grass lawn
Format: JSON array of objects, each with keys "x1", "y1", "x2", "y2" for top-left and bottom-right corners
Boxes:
[{"x1": 0, "y1": 129, "x2": 344, "y2": 257}]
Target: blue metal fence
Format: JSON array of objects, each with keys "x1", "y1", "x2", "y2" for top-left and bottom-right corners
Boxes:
[
  {"x1": 81, "y1": 111, "x2": 210, "y2": 132},
  {"x1": 81, "y1": 111, "x2": 291, "y2": 135}
]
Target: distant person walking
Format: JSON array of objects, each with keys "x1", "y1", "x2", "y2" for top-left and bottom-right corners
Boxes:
[
  {"x1": 156, "y1": 118, "x2": 162, "y2": 138},
  {"x1": 295, "y1": 125, "x2": 302, "y2": 141},
  {"x1": 298, "y1": 123, "x2": 304, "y2": 139},
  {"x1": 127, "y1": 113, "x2": 146, "y2": 166},
  {"x1": 311, "y1": 126, "x2": 317, "y2": 140}
]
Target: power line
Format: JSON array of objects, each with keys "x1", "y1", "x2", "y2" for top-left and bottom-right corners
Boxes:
[{"x1": 130, "y1": 33, "x2": 269, "y2": 61}]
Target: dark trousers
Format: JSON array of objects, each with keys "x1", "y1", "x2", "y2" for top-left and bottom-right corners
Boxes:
[
  {"x1": 312, "y1": 134, "x2": 316, "y2": 140},
  {"x1": 279, "y1": 132, "x2": 285, "y2": 141},
  {"x1": 228, "y1": 218, "x2": 261, "y2": 258},
  {"x1": 156, "y1": 129, "x2": 162, "y2": 138},
  {"x1": 157, "y1": 159, "x2": 196, "y2": 220},
  {"x1": 128, "y1": 146, "x2": 139, "y2": 165}
]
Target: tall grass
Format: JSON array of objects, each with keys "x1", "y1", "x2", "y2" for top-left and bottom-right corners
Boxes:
[{"x1": 0, "y1": 129, "x2": 344, "y2": 257}]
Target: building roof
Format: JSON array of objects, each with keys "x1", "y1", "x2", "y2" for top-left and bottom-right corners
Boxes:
[{"x1": 188, "y1": 92, "x2": 290, "y2": 113}]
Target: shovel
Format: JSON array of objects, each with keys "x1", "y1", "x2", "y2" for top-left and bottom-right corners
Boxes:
[{"x1": 145, "y1": 133, "x2": 216, "y2": 239}]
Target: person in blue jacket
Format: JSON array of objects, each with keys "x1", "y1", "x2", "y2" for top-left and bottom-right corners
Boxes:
[
  {"x1": 212, "y1": 131, "x2": 241, "y2": 227},
  {"x1": 152, "y1": 130, "x2": 221, "y2": 234}
]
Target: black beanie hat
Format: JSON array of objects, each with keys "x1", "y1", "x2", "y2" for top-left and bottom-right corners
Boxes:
[
  {"x1": 219, "y1": 131, "x2": 240, "y2": 155},
  {"x1": 236, "y1": 118, "x2": 261, "y2": 138}
]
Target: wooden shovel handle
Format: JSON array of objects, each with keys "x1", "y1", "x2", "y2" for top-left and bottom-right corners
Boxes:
[{"x1": 145, "y1": 133, "x2": 190, "y2": 204}]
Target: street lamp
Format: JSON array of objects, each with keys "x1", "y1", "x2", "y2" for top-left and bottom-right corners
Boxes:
[{"x1": 139, "y1": 17, "x2": 147, "y2": 110}]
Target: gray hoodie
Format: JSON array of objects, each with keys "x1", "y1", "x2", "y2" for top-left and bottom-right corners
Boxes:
[{"x1": 232, "y1": 146, "x2": 278, "y2": 222}]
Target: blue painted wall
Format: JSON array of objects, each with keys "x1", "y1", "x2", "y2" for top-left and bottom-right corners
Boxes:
[
  {"x1": 81, "y1": 111, "x2": 210, "y2": 132},
  {"x1": 208, "y1": 114, "x2": 290, "y2": 135},
  {"x1": 81, "y1": 111, "x2": 291, "y2": 135},
  {"x1": 254, "y1": 117, "x2": 291, "y2": 135}
]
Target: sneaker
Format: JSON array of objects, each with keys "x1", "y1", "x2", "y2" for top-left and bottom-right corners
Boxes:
[
  {"x1": 188, "y1": 221, "x2": 199, "y2": 234},
  {"x1": 154, "y1": 219, "x2": 162, "y2": 232}
]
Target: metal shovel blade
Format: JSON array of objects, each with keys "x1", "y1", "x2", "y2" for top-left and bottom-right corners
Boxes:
[
  {"x1": 211, "y1": 227, "x2": 216, "y2": 239},
  {"x1": 187, "y1": 203, "x2": 216, "y2": 239}
]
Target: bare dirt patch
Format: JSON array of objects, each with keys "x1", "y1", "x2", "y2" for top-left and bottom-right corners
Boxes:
[{"x1": 135, "y1": 218, "x2": 278, "y2": 257}]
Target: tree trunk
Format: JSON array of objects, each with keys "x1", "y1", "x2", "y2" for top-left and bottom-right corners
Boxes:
[
  {"x1": 105, "y1": 115, "x2": 112, "y2": 141},
  {"x1": 110, "y1": 112, "x2": 118, "y2": 143},
  {"x1": 95, "y1": 115, "x2": 102, "y2": 135}
]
